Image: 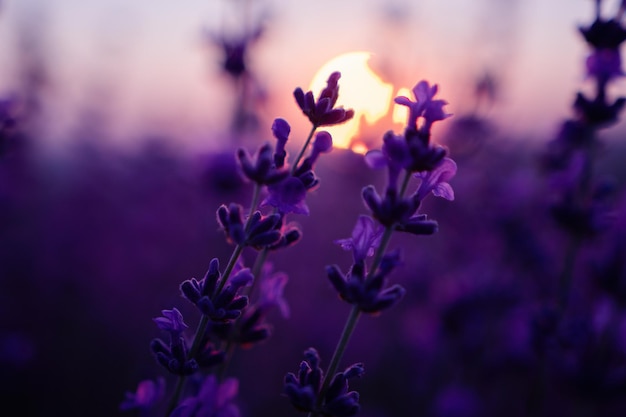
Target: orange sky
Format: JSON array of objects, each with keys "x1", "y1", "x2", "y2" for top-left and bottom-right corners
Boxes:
[{"x1": 0, "y1": 0, "x2": 619, "y2": 153}]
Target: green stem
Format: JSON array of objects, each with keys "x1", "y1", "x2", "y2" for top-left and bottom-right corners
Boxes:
[
  {"x1": 313, "y1": 305, "x2": 362, "y2": 410},
  {"x1": 399, "y1": 169, "x2": 412, "y2": 197},
  {"x1": 164, "y1": 184, "x2": 261, "y2": 416},
  {"x1": 312, "y1": 171, "x2": 412, "y2": 416},
  {"x1": 165, "y1": 244, "x2": 244, "y2": 417},
  {"x1": 214, "y1": 244, "x2": 245, "y2": 297},
  {"x1": 291, "y1": 124, "x2": 318, "y2": 175},
  {"x1": 215, "y1": 246, "x2": 269, "y2": 381}
]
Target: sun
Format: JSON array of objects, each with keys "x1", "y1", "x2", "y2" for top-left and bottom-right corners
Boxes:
[{"x1": 309, "y1": 52, "x2": 396, "y2": 152}]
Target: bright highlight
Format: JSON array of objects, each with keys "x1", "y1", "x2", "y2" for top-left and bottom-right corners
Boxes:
[{"x1": 309, "y1": 52, "x2": 394, "y2": 150}]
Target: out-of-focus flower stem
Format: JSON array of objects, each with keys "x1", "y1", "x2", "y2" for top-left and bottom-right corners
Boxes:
[{"x1": 558, "y1": 237, "x2": 582, "y2": 312}]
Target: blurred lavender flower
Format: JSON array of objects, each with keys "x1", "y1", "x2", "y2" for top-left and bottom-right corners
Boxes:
[
  {"x1": 120, "y1": 377, "x2": 165, "y2": 413},
  {"x1": 263, "y1": 176, "x2": 310, "y2": 215},
  {"x1": 0, "y1": 94, "x2": 20, "y2": 156},
  {"x1": 204, "y1": 23, "x2": 263, "y2": 80},
  {"x1": 284, "y1": 348, "x2": 364, "y2": 417},
  {"x1": 153, "y1": 308, "x2": 188, "y2": 337},
  {"x1": 150, "y1": 309, "x2": 198, "y2": 376},
  {"x1": 170, "y1": 375, "x2": 240, "y2": 417},
  {"x1": 334, "y1": 215, "x2": 384, "y2": 263},
  {"x1": 257, "y1": 263, "x2": 290, "y2": 318},
  {"x1": 294, "y1": 72, "x2": 355, "y2": 127}
]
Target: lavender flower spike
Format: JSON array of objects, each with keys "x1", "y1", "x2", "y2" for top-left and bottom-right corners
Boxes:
[
  {"x1": 284, "y1": 348, "x2": 364, "y2": 416},
  {"x1": 394, "y1": 80, "x2": 451, "y2": 132},
  {"x1": 414, "y1": 157, "x2": 458, "y2": 201},
  {"x1": 335, "y1": 215, "x2": 384, "y2": 263},
  {"x1": 153, "y1": 308, "x2": 188, "y2": 337},
  {"x1": 293, "y1": 71, "x2": 355, "y2": 127}
]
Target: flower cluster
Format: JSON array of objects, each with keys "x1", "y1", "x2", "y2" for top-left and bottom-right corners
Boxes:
[
  {"x1": 542, "y1": 0, "x2": 625, "y2": 239},
  {"x1": 284, "y1": 348, "x2": 364, "y2": 417},
  {"x1": 121, "y1": 70, "x2": 354, "y2": 417},
  {"x1": 279, "y1": 79, "x2": 455, "y2": 417}
]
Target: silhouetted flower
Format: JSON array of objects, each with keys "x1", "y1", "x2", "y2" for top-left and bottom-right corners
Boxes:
[
  {"x1": 207, "y1": 26, "x2": 263, "y2": 79},
  {"x1": 272, "y1": 118, "x2": 291, "y2": 168},
  {"x1": 326, "y1": 251, "x2": 405, "y2": 314},
  {"x1": 237, "y1": 143, "x2": 289, "y2": 185},
  {"x1": 293, "y1": 72, "x2": 355, "y2": 127},
  {"x1": 284, "y1": 348, "x2": 364, "y2": 417},
  {"x1": 579, "y1": 16, "x2": 626, "y2": 50},
  {"x1": 151, "y1": 309, "x2": 198, "y2": 376},
  {"x1": 395, "y1": 80, "x2": 452, "y2": 133},
  {"x1": 180, "y1": 258, "x2": 252, "y2": 321},
  {"x1": 362, "y1": 185, "x2": 420, "y2": 227},
  {"x1": 574, "y1": 92, "x2": 626, "y2": 128}
]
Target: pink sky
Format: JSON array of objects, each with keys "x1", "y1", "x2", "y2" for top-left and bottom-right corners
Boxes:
[{"x1": 0, "y1": 0, "x2": 621, "y2": 153}]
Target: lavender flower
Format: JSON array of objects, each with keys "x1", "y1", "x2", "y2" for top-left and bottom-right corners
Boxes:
[
  {"x1": 326, "y1": 251, "x2": 406, "y2": 314},
  {"x1": 262, "y1": 130, "x2": 334, "y2": 215},
  {"x1": 153, "y1": 308, "x2": 188, "y2": 337},
  {"x1": 394, "y1": 80, "x2": 452, "y2": 133},
  {"x1": 216, "y1": 203, "x2": 285, "y2": 249},
  {"x1": 170, "y1": 375, "x2": 241, "y2": 417},
  {"x1": 206, "y1": 26, "x2": 263, "y2": 79},
  {"x1": 209, "y1": 264, "x2": 289, "y2": 347},
  {"x1": 150, "y1": 309, "x2": 198, "y2": 376},
  {"x1": 293, "y1": 72, "x2": 355, "y2": 127},
  {"x1": 414, "y1": 157, "x2": 457, "y2": 201},
  {"x1": 257, "y1": 263, "x2": 290, "y2": 318},
  {"x1": 180, "y1": 258, "x2": 252, "y2": 321},
  {"x1": 120, "y1": 377, "x2": 165, "y2": 413},
  {"x1": 361, "y1": 185, "x2": 419, "y2": 228},
  {"x1": 236, "y1": 143, "x2": 289, "y2": 185},
  {"x1": 284, "y1": 348, "x2": 364, "y2": 417},
  {"x1": 272, "y1": 117, "x2": 290, "y2": 168},
  {"x1": 334, "y1": 215, "x2": 384, "y2": 263}
]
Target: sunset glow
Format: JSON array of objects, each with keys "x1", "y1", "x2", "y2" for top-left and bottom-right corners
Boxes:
[{"x1": 309, "y1": 52, "x2": 394, "y2": 150}]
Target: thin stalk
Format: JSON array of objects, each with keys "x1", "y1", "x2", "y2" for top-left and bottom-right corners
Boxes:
[
  {"x1": 311, "y1": 170, "x2": 412, "y2": 416},
  {"x1": 164, "y1": 184, "x2": 261, "y2": 416},
  {"x1": 213, "y1": 123, "x2": 322, "y2": 383},
  {"x1": 291, "y1": 124, "x2": 318, "y2": 174},
  {"x1": 215, "y1": 247, "x2": 269, "y2": 381}
]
